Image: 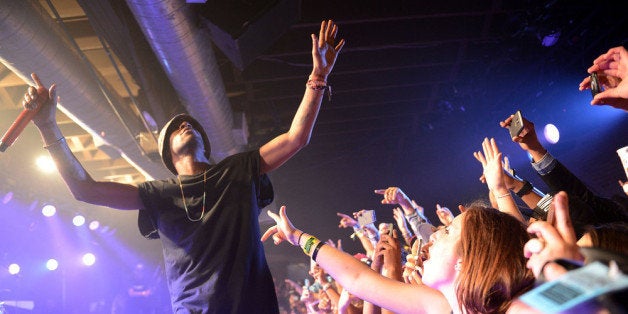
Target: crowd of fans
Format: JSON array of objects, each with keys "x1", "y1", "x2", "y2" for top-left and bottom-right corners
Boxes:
[{"x1": 265, "y1": 46, "x2": 628, "y2": 313}]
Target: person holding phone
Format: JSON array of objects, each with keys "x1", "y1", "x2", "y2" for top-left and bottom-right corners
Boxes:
[
  {"x1": 500, "y1": 114, "x2": 628, "y2": 237},
  {"x1": 579, "y1": 46, "x2": 628, "y2": 111}
]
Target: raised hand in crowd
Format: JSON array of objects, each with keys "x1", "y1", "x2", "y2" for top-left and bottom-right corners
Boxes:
[
  {"x1": 579, "y1": 46, "x2": 628, "y2": 111},
  {"x1": 402, "y1": 238, "x2": 424, "y2": 286},
  {"x1": 392, "y1": 207, "x2": 414, "y2": 246},
  {"x1": 337, "y1": 211, "x2": 375, "y2": 257},
  {"x1": 370, "y1": 230, "x2": 403, "y2": 282},
  {"x1": 500, "y1": 115, "x2": 547, "y2": 163},
  {"x1": 524, "y1": 192, "x2": 583, "y2": 280},
  {"x1": 336, "y1": 212, "x2": 357, "y2": 229},
  {"x1": 435, "y1": 204, "x2": 455, "y2": 227},
  {"x1": 473, "y1": 138, "x2": 524, "y2": 222},
  {"x1": 375, "y1": 187, "x2": 434, "y2": 241},
  {"x1": 337, "y1": 289, "x2": 363, "y2": 314}
]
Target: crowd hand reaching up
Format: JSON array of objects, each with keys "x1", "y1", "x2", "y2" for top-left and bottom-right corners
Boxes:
[
  {"x1": 473, "y1": 138, "x2": 509, "y2": 194},
  {"x1": 337, "y1": 212, "x2": 358, "y2": 228},
  {"x1": 371, "y1": 231, "x2": 403, "y2": 281},
  {"x1": 499, "y1": 115, "x2": 547, "y2": 162},
  {"x1": 435, "y1": 204, "x2": 454, "y2": 227},
  {"x1": 524, "y1": 192, "x2": 584, "y2": 281},
  {"x1": 337, "y1": 289, "x2": 360, "y2": 314},
  {"x1": 326, "y1": 239, "x2": 342, "y2": 252},
  {"x1": 402, "y1": 238, "x2": 424, "y2": 285},
  {"x1": 474, "y1": 138, "x2": 525, "y2": 222},
  {"x1": 579, "y1": 46, "x2": 628, "y2": 111},
  {"x1": 392, "y1": 207, "x2": 411, "y2": 236},
  {"x1": 374, "y1": 187, "x2": 419, "y2": 215}
]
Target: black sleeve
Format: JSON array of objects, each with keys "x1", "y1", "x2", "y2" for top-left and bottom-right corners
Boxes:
[{"x1": 539, "y1": 160, "x2": 628, "y2": 225}]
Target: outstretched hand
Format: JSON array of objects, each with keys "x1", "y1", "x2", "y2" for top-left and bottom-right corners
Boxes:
[
  {"x1": 473, "y1": 138, "x2": 507, "y2": 193},
  {"x1": 261, "y1": 206, "x2": 299, "y2": 246},
  {"x1": 579, "y1": 46, "x2": 628, "y2": 111},
  {"x1": 311, "y1": 20, "x2": 346, "y2": 80},
  {"x1": 435, "y1": 204, "x2": 454, "y2": 227},
  {"x1": 524, "y1": 192, "x2": 583, "y2": 279},
  {"x1": 22, "y1": 73, "x2": 57, "y2": 127},
  {"x1": 337, "y1": 212, "x2": 358, "y2": 228}
]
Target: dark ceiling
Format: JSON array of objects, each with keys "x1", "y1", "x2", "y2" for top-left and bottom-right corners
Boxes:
[{"x1": 1, "y1": 0, "x2": 628, "y2": 269}]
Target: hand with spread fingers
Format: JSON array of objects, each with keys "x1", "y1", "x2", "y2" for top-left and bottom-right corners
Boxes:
[
  {"x1": 473, "y1": 138, "x2": 508, "y2": 195},
  {"x1": 435, "y1": 204, "x2": 454, "y2": 227},
  {"x1": 524, "y1": 192, "x2": 584, "y2": 280},
  {"x1": 311, "y1": 20, "x2": 346, "y2": 81}
]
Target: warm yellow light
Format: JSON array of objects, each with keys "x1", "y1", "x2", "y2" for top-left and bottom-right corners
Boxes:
[{"x1": 36, "y1": 155, "x2": 57, "y2": 173}]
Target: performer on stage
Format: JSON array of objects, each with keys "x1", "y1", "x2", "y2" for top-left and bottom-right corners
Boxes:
[{"x1": 23, "y1": 20, "x2": 344, "y2": 314}]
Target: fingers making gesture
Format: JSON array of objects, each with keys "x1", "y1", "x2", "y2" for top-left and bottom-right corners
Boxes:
[{"x1": 524, "y1": 192, "x2": 583, "y2": 280}]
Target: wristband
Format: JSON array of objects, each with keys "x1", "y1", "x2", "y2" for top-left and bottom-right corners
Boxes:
[
  {"x1": 303, "y1": 236, "x2": 320, "y2": 256},
  {"x1": 516, "y1": 180, "x2": 534, "y2": 197},
  {"x1": 311, "y1": 241, "x2": 325, "y2": 262},
  {"x1": 306, "y1": 79, "x2": 332, "y2": 101}
]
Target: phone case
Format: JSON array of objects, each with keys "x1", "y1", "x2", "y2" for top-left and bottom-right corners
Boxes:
[{"x1": 509, "y1": 110, "x2": 524, "y2": 138}]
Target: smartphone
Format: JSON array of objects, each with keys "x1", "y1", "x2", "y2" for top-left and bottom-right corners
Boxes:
[
  {"x1": 590, "y1": 72, "x2": 601, "y2": 97},
  {"x1": 357, "y1": 210, "x2": 376, "y2": 227},
  {"x1": 508, "y1": 110, "x2": 524, "y2": 138}
]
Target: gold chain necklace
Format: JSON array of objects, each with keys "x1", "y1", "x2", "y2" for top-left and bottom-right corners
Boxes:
[{"x1": 177, "y1": 171, "x2": 206, "y2": 222}]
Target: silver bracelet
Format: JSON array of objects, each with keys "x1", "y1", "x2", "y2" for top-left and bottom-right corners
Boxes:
[{"x1": 43, "y1": 137, "x2": 66, "y2": 149}]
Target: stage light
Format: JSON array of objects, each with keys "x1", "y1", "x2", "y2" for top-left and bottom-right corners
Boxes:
[
  {"x1": 88, "y1": 220, "x2": 100, "y2": 231},
  {"x1": 82, "y1": 253, "x2": 96, "y2": 266},
  {"x1": 36, "y1": 155, "x2": 57, "y2": 173},
  {"x1": 72, "y1": 215, "x2": 86, "y2": 226},
  {"x1": 544, "y1": 123, "x2": 560, "y2": 144},
  {"x1": 2, "y1": 191, "x2": 13, "y2": 204},
  {"x1": 46, "y1": 259, "x2": 59, "y2": 271},
  {"x1": 42, "y1": 204, "x2": 56, "y2": 217},
  {"x1": 8, "y1": 263, "x2": 20, "y2": 275}
]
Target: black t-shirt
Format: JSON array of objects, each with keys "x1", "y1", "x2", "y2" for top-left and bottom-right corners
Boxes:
[{"x1": 137, "y1": 150, "x2": 278, "y2": 314}]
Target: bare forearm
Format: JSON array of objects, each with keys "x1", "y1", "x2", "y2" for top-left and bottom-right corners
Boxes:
[
  {"x1": 288, "y1": 85, "x2": 324, "y2": 145},
  {"x1": 37, "y1": 122, "x2": 92, "y2": 186},
  {"x1": 492, "y1": 188, "x2": 525, "y2": 223}
]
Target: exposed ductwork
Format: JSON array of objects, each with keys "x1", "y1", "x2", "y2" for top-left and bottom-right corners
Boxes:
[
  {"x1": 125, "y1": 0, "x2": 241, "y2": 162},
  {"x1": 0, "y1": 0, "x2": 171, "y2": 180}
]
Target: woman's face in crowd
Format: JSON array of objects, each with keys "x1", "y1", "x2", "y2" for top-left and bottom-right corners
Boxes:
[{"x1": 421, "y1": 212, "x2": 464, "y2": 289}]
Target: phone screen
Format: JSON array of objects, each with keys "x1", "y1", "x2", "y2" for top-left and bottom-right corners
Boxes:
[
  {"x1": 508, "y1": 110, "x2": 524, "y2": 138},
  {"x1": 590, "y1": 72, "x2": 601, "y2": 97}
]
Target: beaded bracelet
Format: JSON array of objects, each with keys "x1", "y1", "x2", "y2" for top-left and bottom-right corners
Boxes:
[{"x1": 306, "y1": 79, "x2": 332, "y2": 101}]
